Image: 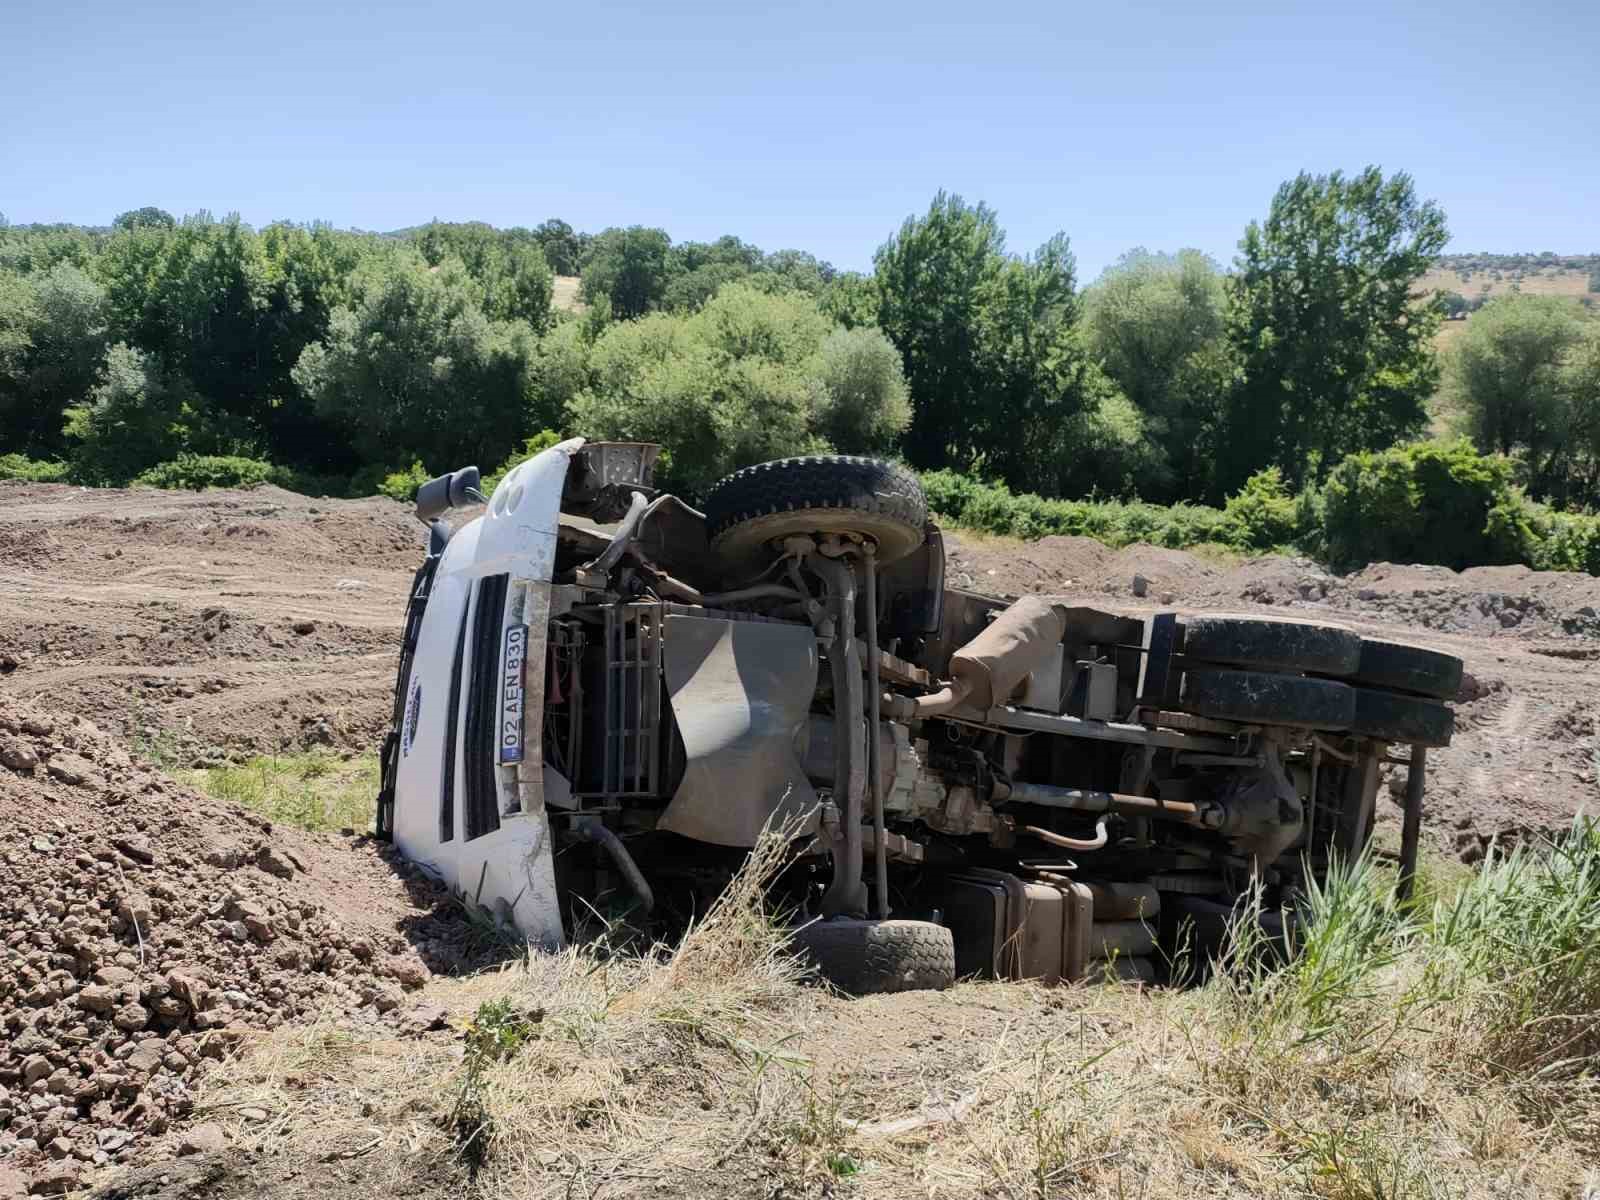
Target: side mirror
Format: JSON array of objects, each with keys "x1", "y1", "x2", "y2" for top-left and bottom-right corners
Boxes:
[{"x1": 414, "y1": 466, "x2": 481, "y2": 522}]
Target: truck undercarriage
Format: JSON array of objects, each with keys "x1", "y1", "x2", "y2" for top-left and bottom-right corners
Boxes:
[{"x1": 377, "y1": 439, "x2": 1461, "y2": 993}]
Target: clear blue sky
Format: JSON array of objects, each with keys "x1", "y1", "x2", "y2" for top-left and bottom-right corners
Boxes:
[{"x1": 4, "y1": 0, "x2": 1596, "y2": 280}]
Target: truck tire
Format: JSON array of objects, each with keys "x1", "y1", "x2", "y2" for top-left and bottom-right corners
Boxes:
[
  {"x1": 790, "y1": 918, "x2": 955, "y2": 995},
  {"x1": 1181, "y1": 615, "x2": 1361, "y2": 676},
  {"x1": 704, "y1": 456, "x2": 928, "y2": 575},
  {"x1": 1351, "y1": 638, "x2": 1463, "y2": 700},
  {"x1": 1350, "y1": 689, "x2": 1455, "y2": 748},
  {"x1": 1179, "y1": 668, "x2": 1355, "y2": 730}
]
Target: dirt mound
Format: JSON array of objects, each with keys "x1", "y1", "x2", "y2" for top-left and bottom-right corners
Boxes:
[
  {"x1": 0, "y1": 695, "x2": 478, "y2": 1192},
  {"x1": 0, "y1": 482, "x2": 424, "y2": 760}
]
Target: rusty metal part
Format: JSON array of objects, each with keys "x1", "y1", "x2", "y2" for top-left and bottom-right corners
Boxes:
[
  {"x1": 1023, "y1": 816, "x2": 1109, "y2": 852},
  {"x1": 859, "y1": 643, "x2": 932, "y2": 688},
  {"x1": 999, "y1": 780, "x2": 1212, "y2": 826},
  {"x1": 863, "y1": 548, "x2": 890, "y2": 920},
  {"x1": 815, "y1": 556, "x2": 867, "y2": 917},
  {"x1": 1396, "y1": 744, "x2": 1427, "y2": 902},
  {"x1": 952, "y1": 702, "x2": 1243, "y2": 754}
]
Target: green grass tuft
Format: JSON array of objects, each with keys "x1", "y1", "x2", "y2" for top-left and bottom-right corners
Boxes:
[{"x1": 183, "y1": 750, "x2": 378, "y2": 833}]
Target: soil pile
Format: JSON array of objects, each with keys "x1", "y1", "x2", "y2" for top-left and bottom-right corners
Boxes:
[{"x1": 0, "y1": 695, "x2": 471, "y2": 1194}]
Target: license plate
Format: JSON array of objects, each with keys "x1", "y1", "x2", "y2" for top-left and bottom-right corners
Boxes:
[{"x1": 499, "y1": 624, "x2": 528, "y2": 764}]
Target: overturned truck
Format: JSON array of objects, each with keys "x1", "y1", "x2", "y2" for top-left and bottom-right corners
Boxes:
[{"x1": 376, "y1": 439, "x2": 1461, "y2": 992}]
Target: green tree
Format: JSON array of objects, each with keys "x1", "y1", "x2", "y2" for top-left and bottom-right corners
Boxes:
[
  {"x1": 1221, "y1": 167, "x2": 1448, "y2": 491},
  {"x1": 819, "y1": 272, "x2": 879, "y2": 330},
  {"x1": 1083, "y1": 248, "x2": 1236, "y2": 500},
  {"x1": 0, "y1": 264, "x2": 110, "y2": 454},
  {"x1": 763, "y1": 249, "x2": 834, "y2": 296},
  {"x1": 810, "y1": 326, "x2": 911, "y2": 453},
  {"x1": 112, "y1": 207, "x2": 176, "y2": 232},
  {"x1": 97, "y1": 213, "x2": 274, "y2": 437},
  {"x1": 568, "y1": 285, "x2": 846, "y2": 492},
  {"x1": 412, "y1": 221, "x2": 553, "y2": 328},
  {"x1": 291, "y1": 252, "x2": 537, "y2": 469},
  {"x1": 662, "y1": 261, "x2": 750, "y2": 312},
  {"x1": 579, "y1": 227, "x2": 674, "y2": 319},
  {"x1": 875, "y1": 193, "x2": 1106, "y2": 493},
  {"x1": 533, "y1": 219, "x2": 582, "y2": 276},
  {"x1": 63, "y1": 344, "x2": 207, "y2": 483},
  {"x1": 1445, "y1": 295, "x2": 1597, "y2": 503},
  {"x1": 874, "y1": 192, "x2": 1004, "y2": 471}
]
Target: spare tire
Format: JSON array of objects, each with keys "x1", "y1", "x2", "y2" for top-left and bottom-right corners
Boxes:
[
  {"x1": 704, "y1": 456, "x2": 928, "y2": 575},
  {"x1": 789, "y1": 918, "x2": 955, "y2": 996},
  {"x1": 1351, "y1": 638, "x2": 1463, "y2": 700},
  {"x1": 1180, "y1": 669, "x2": 1355, "y2": 730},
  {"x1": 1182, "y1": 615, "x2": 1361, "y2": 676},
  {"x1": 1350, "y1": 689, "x2": 1455, "y2": 748}
]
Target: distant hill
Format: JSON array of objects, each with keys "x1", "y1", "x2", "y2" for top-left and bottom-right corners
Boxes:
[{"x1": 1425, "y1": 252, "x2": 1598, "y2": 303}]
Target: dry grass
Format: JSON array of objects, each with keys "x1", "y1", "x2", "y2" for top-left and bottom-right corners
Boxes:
[
  {"x1": 1419, "y1": 265, "x2": 1592, "y2": 304},
  {"x1": 551, "y1": 275, "x2": 584, "y2": 313},
  {"x1": 193, "y1": 834, "x2": 1600, "y2": 1199}
]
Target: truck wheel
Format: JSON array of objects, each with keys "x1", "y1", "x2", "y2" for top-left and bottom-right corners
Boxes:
[
  {"x1": 790, "y1": 918, "x2": 955, "y2": 995},
  {"x1": 1350, "y1": 689, "x2": 1455, "y2": 748},
  {"x1": 1181, "y1": 615, "x2": 1362, "y2": 676},
  {"x1": 704, "y1": 456, "x2": 928, "y2": 575},
  {"x1": 1179, "y1": 668, "x2": 1355, "y2": 730},
  {"x1": 1350, "y1": 638, "x2": 1463, "y2": 700}
]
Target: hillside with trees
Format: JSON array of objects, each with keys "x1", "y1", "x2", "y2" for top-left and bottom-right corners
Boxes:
[{"x1": 3, "y1": 170, "x2": 1600, "y2": 574}]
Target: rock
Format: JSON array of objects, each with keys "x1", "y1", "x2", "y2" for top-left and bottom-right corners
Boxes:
[
  {"x1": 22, "y1": 1056, "x2": 52, "y2": 1085},
  {"x1": 46, "y1": 1136, "x2": 74, "y2": 1159},
  {"x1": 26, "y1": 1163, "x2": 80, "y2": 1196},
  {"x1": 402, "y1": 1003, "x2": 449, "y2": 1033},
  {"x1": 112, "y1": 1003, "x2": 150, "y2": 1032},
  {"x1": 1131, "y1": 574, "x2": 1149, "y2": 598},
  {"x1": 177, "y1": 1122, "x2": 226, "y2": 1155},
  {"x1": 45, "y1": 754, "x2": 95, "y2": 786},
  {"x1": 30, "y1": 836, "x2": 54, "y2": 853},
  {"x1": 255, "y1": 846, "x2": 296, "y2": 879},
  {"x1": 238, "y1": 1106, "x2": 269, "y2": 1123},
  {"x1": 113, "y1": 834, "x2": 156, "y2": 865},
  {"x1": 0, "y1": 734, "x2": 38, "y2": 773},
  {"x1": 95, "y1": 966, "x2": 135, "y2": 987},
  {"x1": 125, "y1": 1040, "x2": 166, "y2": 1073},
  {"x1": 166, "y1": 972, "x2": 209, "y2": 1010},
  {"x1": 236, "y1": 904, "x2": 273, "y2": 942},
  {"x1": 291, "y1": 620, "x2": 316, "y2": 635}
]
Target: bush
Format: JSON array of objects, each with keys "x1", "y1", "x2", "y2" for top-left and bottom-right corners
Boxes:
[
  {"x1": 1320, "y1": 439, "x2": 1530, "y2": 570},
  {"x1": 0, "y1": 453, "x2": 71, "y2": 483},
  {"x1": 134, "y1": 454, "x2": 280, "y2": 491},
  {"x1": 919, "y1": 468, "x2": 1238, "y2": 550},
  {"x1": 1525, "y1": 506, "x2": 1600, "y2": 575},
  {"x1": 482, "y1": 430, "x2": 565, "y2": 496},
  {"x1": 1223, "y1": 467, "x2": 1300, "y2": 549},
  {"x1": 376, "y1": 461, "x2": 430, "y2": 502}
]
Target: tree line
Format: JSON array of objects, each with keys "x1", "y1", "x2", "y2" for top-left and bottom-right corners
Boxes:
[{"x1": 3, "y1": 171, "x2": 1599, "y2": 545}]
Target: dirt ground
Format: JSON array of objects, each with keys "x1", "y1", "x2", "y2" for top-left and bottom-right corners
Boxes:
[{"x1": 2, "y1": 478, "x2": 1597, "y2": 1196}]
